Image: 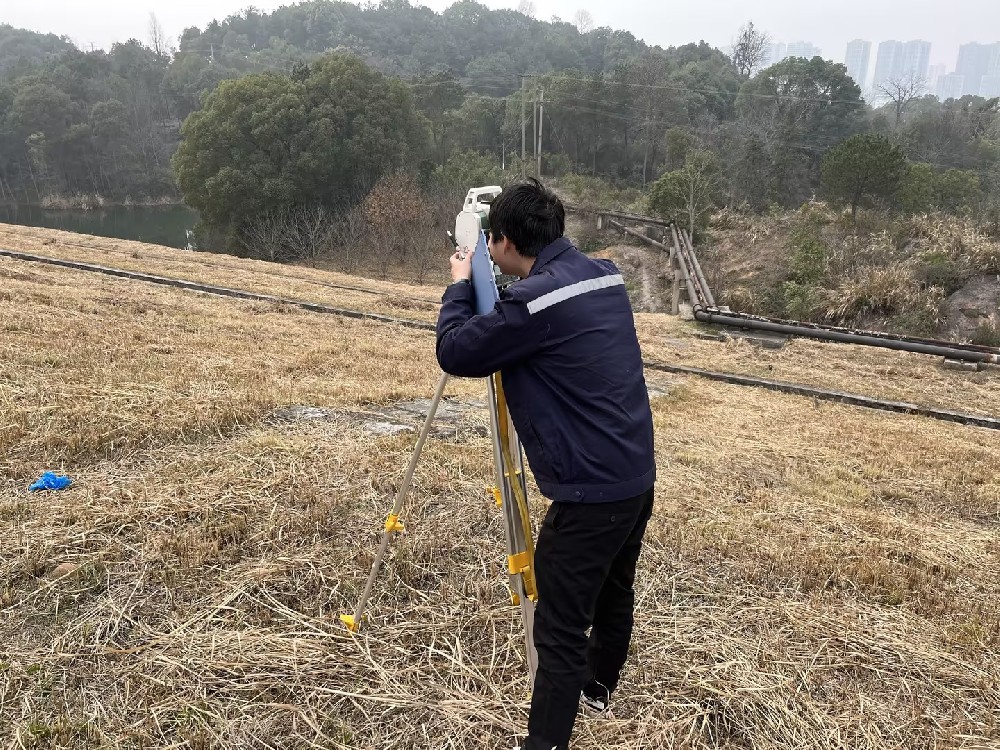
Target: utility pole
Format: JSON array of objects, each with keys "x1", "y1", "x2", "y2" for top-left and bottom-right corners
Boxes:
[
  {"x1": 521, "y1": 75, "x2": 527, "y2": 178},
  {"x1": 532, "y1": 84, "x2": 537, "y2": 177},
  {"x1": 536, "y1": 87, "x2": 545, "y2": 178}
]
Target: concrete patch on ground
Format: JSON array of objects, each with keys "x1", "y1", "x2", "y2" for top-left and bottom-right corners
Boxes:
[
  {"x1": 273, "y1": 398, "x2": 490, "y2": 439},
  {"x1": 646, "y1": 383, "x2": 673, "y2": 400},
  {"x1": 694, "y1": 328, "x2": 789, "y2": 350},
  {"x1": 276, "y1": 384, "x2": 673, "y2": 439}
]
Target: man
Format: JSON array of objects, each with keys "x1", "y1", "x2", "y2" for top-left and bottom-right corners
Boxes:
[{"x1": 436, "y1": 179, "x2": 655, "y2": 750}]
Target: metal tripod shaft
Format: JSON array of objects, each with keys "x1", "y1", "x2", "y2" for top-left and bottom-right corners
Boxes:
[
  {"x1": 341, "y1": 372, "x2": 450, "y2": 632},
  {"x1": 487, "y1": 376, "x2": 539, "y2": 682}
]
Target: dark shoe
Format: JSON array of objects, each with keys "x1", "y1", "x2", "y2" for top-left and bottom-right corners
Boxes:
[{"x1": 581, "y1": 680, "x2": 611, "y2": 716}]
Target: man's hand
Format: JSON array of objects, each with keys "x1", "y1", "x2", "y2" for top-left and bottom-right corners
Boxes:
[{"x1": 450, "y1": 246, "x2": 475, "y2": 282}]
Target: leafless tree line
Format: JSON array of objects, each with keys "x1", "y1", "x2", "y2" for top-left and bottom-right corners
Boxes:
[{"x1": 238, "y1": 176, "x2": 459, "y2": 284}]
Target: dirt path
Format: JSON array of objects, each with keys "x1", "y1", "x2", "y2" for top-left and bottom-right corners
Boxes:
[{"x1": 600, "y1": 244, "x2": 665, "y2": 312}]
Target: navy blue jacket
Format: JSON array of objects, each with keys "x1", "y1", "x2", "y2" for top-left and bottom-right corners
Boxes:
[{"x1": 436, "y1": 237, "x2": 655, "y2": 503}]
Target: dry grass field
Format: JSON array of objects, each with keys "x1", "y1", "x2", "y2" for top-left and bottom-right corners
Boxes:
[{"x1": 1, "y1": 225, "x2": 998, "y2": 749}]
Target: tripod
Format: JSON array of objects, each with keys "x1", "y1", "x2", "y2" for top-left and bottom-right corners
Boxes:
[{"x1": 342, "y1": 231, "x2": 539, "y2": 682}]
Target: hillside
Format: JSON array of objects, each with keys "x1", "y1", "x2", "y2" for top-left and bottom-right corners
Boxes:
[
  {"x1": 704, "y1": 206, "x2": 1000, "y2": 343},
  {"x1": 1, "y1": 226, "x2": 998, "y2": 748}
]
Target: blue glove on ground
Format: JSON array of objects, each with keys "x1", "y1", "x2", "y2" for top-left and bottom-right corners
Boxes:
[{"x1": 28, "y1": 472, "x2": 73, "y2": 492}]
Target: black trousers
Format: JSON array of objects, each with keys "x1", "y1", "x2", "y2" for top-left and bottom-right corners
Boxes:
[{"x1": 524, "y1": 487, "x2": 655, "y2": 750}]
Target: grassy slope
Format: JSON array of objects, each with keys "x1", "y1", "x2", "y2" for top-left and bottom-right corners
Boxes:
[{"x1": 0, "y1": 226, "x2": 998, "y2": 748}]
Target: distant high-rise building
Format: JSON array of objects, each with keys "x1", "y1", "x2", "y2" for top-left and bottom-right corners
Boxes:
[
  {"x1": 873, "y1": 39, "x2": 932, "y2": 89},
  {"x1": 786, "y1": 41, "x2": 821, "y2": 60},
  {"x1": 981, "y1": 76, "x2": 1000, "y2": 98},
  {"x1": 902, "y1": 40, "x2": 931, "y2": 81},
  {"x1": 873, "y1": 40, "x2": 904, "y2": 87},
  {"x1": 956, "y1": 42, "x2": 1000, "y2": 96},
  {"x1": 761, "y1": 41, "x2": 822, "y2": 67},
  {"x1": 845, "y1": 39, "x2": 872, "y2": 87},
  {"x1": 937, "y1": 73, "x2": 966, "y2": 101},
  {"x1": 761, "y1": 43, "x2": 786, "y2": 68},
  {"x1": 927, "y1": 63, "x2": 947, "y2": 91}
]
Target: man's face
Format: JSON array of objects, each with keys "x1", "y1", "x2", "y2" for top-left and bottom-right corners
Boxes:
[{"x1": 488, "y1": 229, "x2": 517, "y2": 275}]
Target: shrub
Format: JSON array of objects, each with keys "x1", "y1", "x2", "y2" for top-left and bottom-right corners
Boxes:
[
  {"x1": 971, "y1": 322, "x2": 1000, "y2": 348},
  {"x1": 912, "y1": 251, "x2": 971, "y2": 295},
  {"x1": 557, "y1": 174, "x2": 644, "y2": 212},
  {"x1": 788, "y1": 207, "x2": 830, "y2": 284},
  {"x1": 781, "y1": 280, "x2": 822, "y2": 321}
]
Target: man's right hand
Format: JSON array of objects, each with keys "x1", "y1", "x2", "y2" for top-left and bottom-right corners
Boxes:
[{"x1": 450, "y1": 246, "x2": 475, "y2": 282}]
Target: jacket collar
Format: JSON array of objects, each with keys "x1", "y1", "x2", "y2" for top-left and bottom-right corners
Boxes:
[{"x1": 529, "y1": 237, "x2": 575, "y2": 276}]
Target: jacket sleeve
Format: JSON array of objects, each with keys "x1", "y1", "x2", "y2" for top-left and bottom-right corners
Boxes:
[{"x1": 435, "y1": 282, "x2": 546, "y2": 378}]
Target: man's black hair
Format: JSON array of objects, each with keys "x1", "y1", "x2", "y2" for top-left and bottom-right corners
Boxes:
[{"x1": 488, "y1": 178, "x2": 565, "y2": 258}]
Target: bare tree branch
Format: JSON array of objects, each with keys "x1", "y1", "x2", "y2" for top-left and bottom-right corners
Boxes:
[
  {"x1": 877, "y1": 73, "x2": 926, "y2": 128},
  {"x1": 148, "y1": 13, "x2": 169, "y2": 59},
  {"x1": 573, "y1": 10, "x2": 594, "y2": 34},
  {"x1": 731, "y1": 21, "x2": 771, "y2": 80},
  {"x1": 241, "y1": 209, "x2": 291, "y2": 263}
]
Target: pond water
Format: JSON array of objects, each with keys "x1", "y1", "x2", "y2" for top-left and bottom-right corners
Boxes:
[{"x1": 0, "y1": 203, "x2": 199, "y2": 249}]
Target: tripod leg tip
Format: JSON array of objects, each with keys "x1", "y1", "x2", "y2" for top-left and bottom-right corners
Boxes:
[{"x1": 340, "y1": 614, "x2": 360, "y2": 632}]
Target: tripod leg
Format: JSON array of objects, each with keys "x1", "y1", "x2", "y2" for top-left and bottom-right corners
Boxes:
[
  {"x1": 488, "y1": 375, "x2": 539, "y2": 684},
  {"x1": 342, "y1": 371, "x2": 450, "y2": 632},
  {"x1": 505, "y1": 411, "x2": 538, "y2": 683}
]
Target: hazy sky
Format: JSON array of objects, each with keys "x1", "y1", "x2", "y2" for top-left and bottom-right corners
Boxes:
[{"x1": 4, "y1": 0, "x2": 998, "y2": 70}]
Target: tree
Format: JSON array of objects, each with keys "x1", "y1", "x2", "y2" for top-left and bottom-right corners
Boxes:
[
  {"x1": 410, "y1": 72, "x2": 466, "y2": 163},
  {"x1": 664, "y1": 127, "x2": 694, "y2": 170},
  {"x1": 730, "y1": 21, "x2": 770, "y2": 79},
  {"x1": 877, "y1": 73, "x2": 926, "y2": 128},
  {"x1": 899, "y1": 162, "x2": 935, "y2": 214},
  {"x1": 0, "y1": 25, "x2": 72, "y2": 77},
  {"x1": 573, "y1": 10, "x2": 594, "y2": 34},
  {"x1": 431, "y1": 149, "x2": 504, "y2": 193},
  {"x1": 736, "y1": 57, "x2": 866, "y2": 205},
  {"x1": 362, "y1": 173, "x2": 432, "y2": 278},
  {"x1": 647, "y1": 150, "x2": 721, "y2": 237},
  {"x1": 821, "y1": 134, "x2": 907, "y2": 220},
  {"x1": 148, "y1": 13, "x2": 170, "y2": 59},
  {"x1": 934, "y1": 168, "x2": 982, "y2": 214},
  {"x1": 172, "y1": 54, "x2": 428, "y2": 251}
]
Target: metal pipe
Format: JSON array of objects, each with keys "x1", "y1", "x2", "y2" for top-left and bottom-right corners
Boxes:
[
  {"x1": 681, "y1": 229, "x2": 716, "y2": 308},
  {"x1": 0, "y1": 249, "x2": 437, "y2": 331},
  {"x1": 668, "y1": 237, "x2": 680, "y2": 316},
  {"x1": 608, "y1": 219, "x2": 702, "y2": 306},
  {"x1": 609, "y1": 218, "x2": 670, "y2": 251},
  {"x1": 668, "y1": 224, "x2": 703, "y2": 306},
  {"x1": 694, "y1": 309, "x2": 1000, "y2": 364},
  {"x1": 644, "y1": 360, "x2": 1000, "y2": 430},
  {"x1": 702, "y1": 308, "x2": 1000, "y2": 355},
  {"x1": 566, "y1": 204, "x2": 675, "y2": 228}
]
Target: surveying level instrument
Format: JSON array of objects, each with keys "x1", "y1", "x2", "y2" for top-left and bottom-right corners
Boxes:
[{"x1": 342, "y1": 187, "x2": 539, "y2": 682}]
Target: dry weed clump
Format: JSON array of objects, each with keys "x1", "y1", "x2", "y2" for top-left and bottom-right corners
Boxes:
[
  {"x1": 710, "y1": 208, "x2": 778, "y2": 246},
  {"x1": 1, "y1": 242, "x2": 999, "y2": 748},
  {"x1": 819, "y1": 265, "x2": 945, "y2": 326},
  {"x1": 907, "y1": 213, "x2": 1000, "y2": 273}
]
